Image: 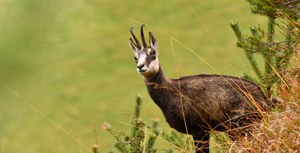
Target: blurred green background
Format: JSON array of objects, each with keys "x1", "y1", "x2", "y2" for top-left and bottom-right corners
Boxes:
[{"x1": 0, "y1": 0, "x2": 265, "y2": 152}]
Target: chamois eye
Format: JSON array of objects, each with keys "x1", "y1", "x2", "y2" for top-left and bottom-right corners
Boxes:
[
  {"x1": 149, "y1": 50, "x2": 156, "y2": 55},
  {"x1": 134, "y1": 57, "x2": 138, "y2": 63}
]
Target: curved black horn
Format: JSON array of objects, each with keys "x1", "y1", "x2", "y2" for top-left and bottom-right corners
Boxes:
[
  {"x1": 140, "y1": 24, "x2": 147, "y2": 48},
  {"x1": 130, "y1": 27, "x2": 141, "y2": 49}
]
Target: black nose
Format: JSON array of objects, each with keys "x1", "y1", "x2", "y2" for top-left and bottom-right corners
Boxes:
[{"x1": 137, "y1": 64, "x2": 145, "y2": 70}]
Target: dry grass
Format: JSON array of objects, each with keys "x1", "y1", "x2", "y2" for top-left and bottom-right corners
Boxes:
[{"x1": 231, "y1": 103, "x2": 300, "y2": 152}]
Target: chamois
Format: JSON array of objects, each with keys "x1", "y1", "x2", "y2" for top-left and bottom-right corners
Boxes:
[{"x1": 129, "y1": 24, "x2": 271, "y2": 153}]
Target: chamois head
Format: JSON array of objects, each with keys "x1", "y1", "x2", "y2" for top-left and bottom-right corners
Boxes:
[{"x1": 129, "y1": 24, "x2": 159, "y2": 79}]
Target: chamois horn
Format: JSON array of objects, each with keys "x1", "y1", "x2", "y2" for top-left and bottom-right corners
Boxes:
[
  {"x1": 130, "y1": 27, "x2": 141, "y2": 49},
  {"x1": 140, "y1": 24, "x2": 147, "y2": 48}
]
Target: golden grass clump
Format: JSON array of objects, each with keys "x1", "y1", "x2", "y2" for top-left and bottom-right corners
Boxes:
[{"x1": 231, "y1": 102, "x2": 300, "y2": 152}]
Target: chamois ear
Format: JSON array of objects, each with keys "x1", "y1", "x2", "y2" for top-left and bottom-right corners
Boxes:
[
  {"x1": 129, "y1": 38, "x2": 139, "y2": 52},
  {"x1": 149, "y1": 32, "x2": 158, "y2": 50}
]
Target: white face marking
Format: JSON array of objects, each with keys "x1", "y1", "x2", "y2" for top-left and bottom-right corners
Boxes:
[
  {"x1": 137, "y1": 52, "x2": 147, "y2": 70},
  {"x1": 135, "y1": 48, "x2": 159, "y2": 79}
]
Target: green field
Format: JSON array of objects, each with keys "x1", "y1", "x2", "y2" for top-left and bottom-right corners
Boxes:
[{"x1": 0, "y1": 0, "x2": 266, "y2": 152}]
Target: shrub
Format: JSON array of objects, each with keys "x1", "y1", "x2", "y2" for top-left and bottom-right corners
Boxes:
[{"x1": 103, "y1": 96, "x2": 193, "y2": 153}]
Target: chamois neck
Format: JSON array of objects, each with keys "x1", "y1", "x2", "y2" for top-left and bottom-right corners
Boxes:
[
  {"x1": 145, "y1": 65, "x2": 168, "y2": 84},
  {"x1": 145, "y1": 64, "x2": 173, "y2": 111}
]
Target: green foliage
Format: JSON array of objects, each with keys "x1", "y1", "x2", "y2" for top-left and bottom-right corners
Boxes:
[
  {"x1": 104, "y1": 96, "x2": 159, "y2": 153},
  {"x1": 230, "y1": 0, "x2": 299, "y2": 97},
  {"x1": 246, "y1": 0, "x2": 300, "y2": 19},
  {"x1": 103, "y1": 96, "x2": 193, "y2": 153},
  {"x1": 161, "y1": 131, "x2": 194, "y2": 152}
]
